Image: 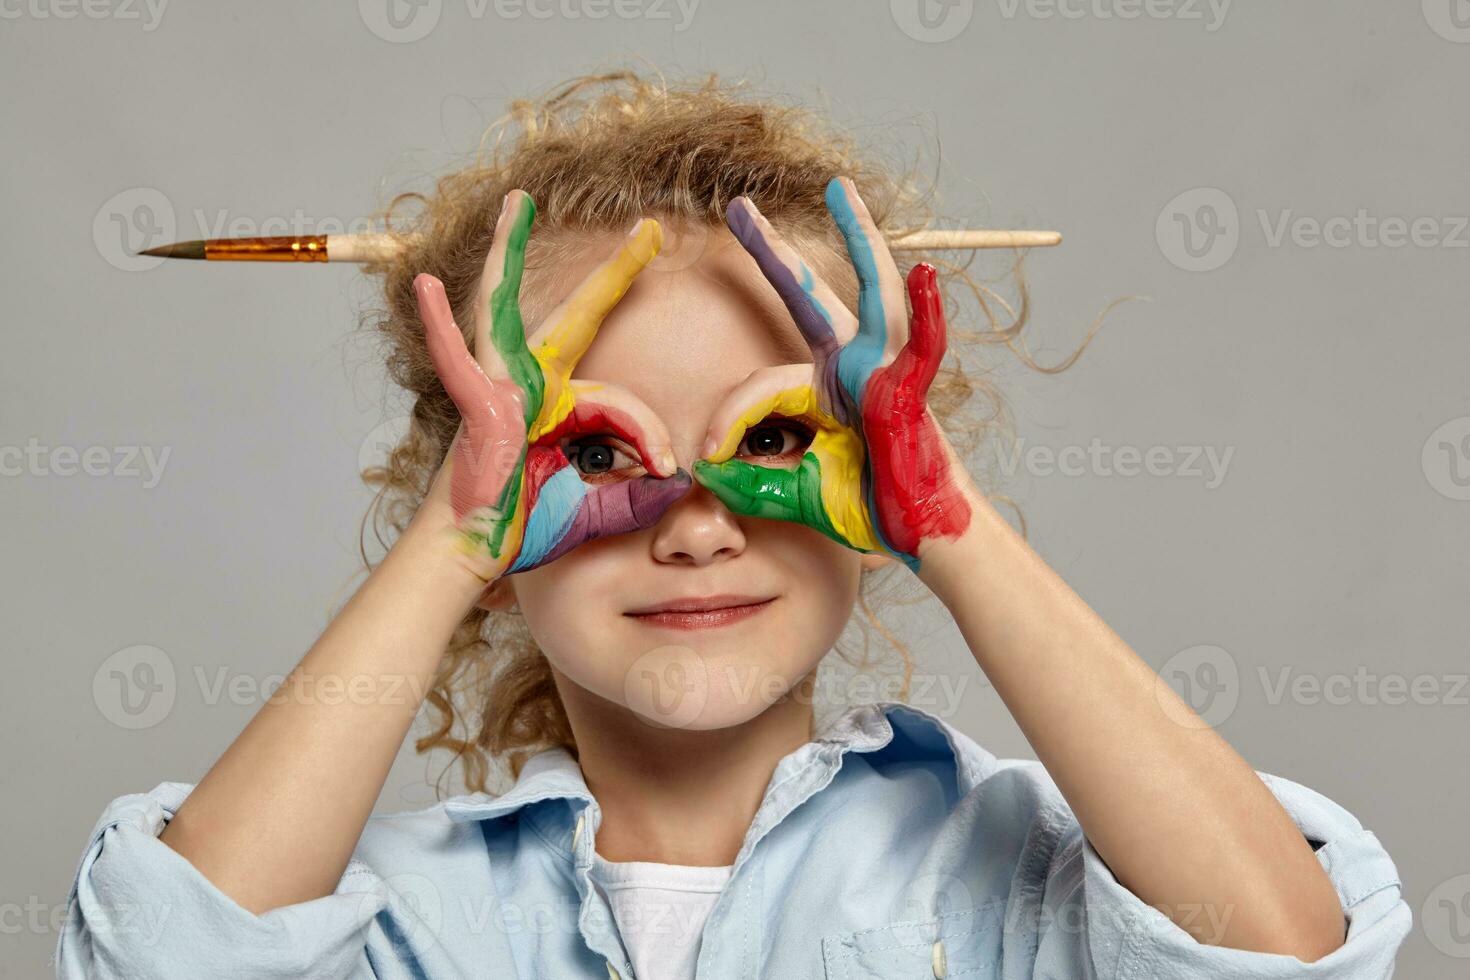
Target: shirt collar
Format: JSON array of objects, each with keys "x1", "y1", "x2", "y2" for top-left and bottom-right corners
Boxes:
[{"x1": 441, "y1": 699, "x2": 990, "y2": 828}]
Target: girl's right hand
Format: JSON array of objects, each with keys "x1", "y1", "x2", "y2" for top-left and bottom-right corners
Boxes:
[{"x1": 414, "y1": 189, "x2": 691, "y2": 587}]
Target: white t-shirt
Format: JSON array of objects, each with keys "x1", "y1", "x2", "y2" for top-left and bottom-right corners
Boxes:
[{"x1": 590, "y1": 853, "x2": 734, "y2": 980}]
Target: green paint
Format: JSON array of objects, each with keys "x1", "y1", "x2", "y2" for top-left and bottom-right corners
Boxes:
[
  {"x1": 691, "y1": 452, "x2": 849, "y2": 550},
  {"x1": 489, "y1": 195, "x2": 544, "y2": 432},
  {"x1": 476, "y1": 195, "x2": 541, "y2": 560}
]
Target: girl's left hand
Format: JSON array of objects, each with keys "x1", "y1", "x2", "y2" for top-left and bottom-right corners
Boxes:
[{"x1": 692, "y1": 177, "x2": 975, "y2": 574}]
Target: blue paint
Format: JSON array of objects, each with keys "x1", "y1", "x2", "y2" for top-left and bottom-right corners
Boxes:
[
  {"x1": 824, "y1": 178, "x2": 887, "y2": 407},
  {"x1": 508, "y1": 464, "x2": 586, "y2": 572}
]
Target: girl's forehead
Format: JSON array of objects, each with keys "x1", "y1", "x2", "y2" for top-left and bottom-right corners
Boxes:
[
  {"x1": 516, "y1": 224, "x2": 815, "y2": 445},
  {"x1": 520, "y1": 223, "x2": 813, "y2": 377},
  {"x1": 572, "y1": 247, "x2": 807, "y2": 418}
]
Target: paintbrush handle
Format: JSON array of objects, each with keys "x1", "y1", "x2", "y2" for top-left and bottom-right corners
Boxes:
[
  {"x1": 323, "y1": 228, "x2": 1061, "y2": 262},
  {"x1": 143, "y1": 227, "x2": 1062, "y2": 263}
]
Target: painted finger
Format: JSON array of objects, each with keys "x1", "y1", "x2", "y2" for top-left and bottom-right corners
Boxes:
[
  {"x1": 524, "y1": 218, "x2": 660, "y2": 441},
  {"x1": 528, "y1": 218, "x2": 662, "y2": 372},
  {"x1": 416, "y1": 273, "x2": 494, "y2": 424},
  {"x1": 826, "y1": 176, "x2": 908, "y2": 369},
  {"x1": 725, "y1": 196, "x2": 858, "y2": 358},
  {"x1": 477, "y1": 189, "x2": 542, "y2": 427},
  {"x1": 537, "y1": 379, "x2": 680, "y2": 478},
  {"x1": 894, "y1": 262, "x2": 948, "y2": 402},
  {"x1": 691, "y1": 455, "x2": 856, "y2": 552},
  {"x1": 508, "y1": 447, "x2": 692, "y2": 573},
  {"x1": 700, "y1": 364, "x2": 822, "y2": 462}
]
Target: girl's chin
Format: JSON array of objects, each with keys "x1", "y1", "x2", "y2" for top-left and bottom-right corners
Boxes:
[
  {"x1": 584, "y1": 643, "x2": 817, "y2": 732},
  {"x1": 627, "y1": 696, "x2": 791, "y2": 733}
]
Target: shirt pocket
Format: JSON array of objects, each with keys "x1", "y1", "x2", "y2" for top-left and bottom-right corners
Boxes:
[{"x1": 820, "y1": 902, "x2": 1005, "y2": 979}]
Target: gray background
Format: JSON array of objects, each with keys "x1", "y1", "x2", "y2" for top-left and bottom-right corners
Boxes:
[{"x1": 3, "y1": 2, "x2": 1467, "y2": 976}]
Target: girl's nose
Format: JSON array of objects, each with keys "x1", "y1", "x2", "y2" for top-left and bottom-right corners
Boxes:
[{"x1": 647, "y1": 480, "x2": 747, "y2": 566}]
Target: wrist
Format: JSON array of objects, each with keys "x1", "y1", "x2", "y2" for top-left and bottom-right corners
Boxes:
[
  {"x1": 394, "y1": 507, "x2": 502, "y2": 609},
  {"x1": 913, "y1": 474, "x2": 997, "y2": 603}
]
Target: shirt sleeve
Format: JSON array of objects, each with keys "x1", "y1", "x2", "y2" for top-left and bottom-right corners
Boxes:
[
  {"x1": 53, "y1": 781, "x2": 391, "y2": 980},
  {"x1": 1035, "y1": 770, "x2": 1412, "y2": 979}
]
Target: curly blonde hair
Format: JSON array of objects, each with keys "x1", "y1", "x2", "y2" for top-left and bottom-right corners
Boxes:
[{"x1": 356, "y1": 69, "x2": 1099, "y2": 795}]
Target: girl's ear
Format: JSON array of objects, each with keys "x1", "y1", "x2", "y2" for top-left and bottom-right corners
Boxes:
[
  {"x1": 474, "y1": 576, "x2": 519, "y2": 613},
  {"x1": 860, "y1": 551, "x2": 897, "y2": 573}
]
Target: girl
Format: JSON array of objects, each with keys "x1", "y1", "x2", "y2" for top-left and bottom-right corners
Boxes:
[{"x1": 56, "y1": 73, "x2": 1409, "y2": 979}]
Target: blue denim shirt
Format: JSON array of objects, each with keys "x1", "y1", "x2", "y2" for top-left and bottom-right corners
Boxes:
[{"x1": 55, "y1": 701, "x2": 1410, "y2": 978}]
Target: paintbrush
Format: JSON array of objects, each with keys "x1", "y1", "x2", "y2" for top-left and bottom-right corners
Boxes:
[{"x1": 137, "y1": 228, "x2": 1062, "y2": 263}]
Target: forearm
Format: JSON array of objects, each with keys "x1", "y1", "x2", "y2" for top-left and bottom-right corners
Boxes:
[
  {"x1": 917, "y1": 473, "x2": 1345, "y2": 962},
  {"x1": 159, "y1": 512, "x2": 487, "y2": 915}
]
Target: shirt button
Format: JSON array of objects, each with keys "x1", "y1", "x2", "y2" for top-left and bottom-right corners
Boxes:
[
  {"x1": 931, "y1": 938, "x2": 948, "y2": 977},
  {"x1": 573, "y1": 813, "x2": 585, "y2": 853}
]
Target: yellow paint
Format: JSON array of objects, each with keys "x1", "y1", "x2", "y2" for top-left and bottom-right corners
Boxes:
[
  {"x1": 527, "y1": 221, "x2": 662, "y2": 444},
  {"x1": 710, "y1": 385, "x2": 884, "y2": 553},
  {"x1": 456, "y1": 495, "x2": 527, "y2": 566}
]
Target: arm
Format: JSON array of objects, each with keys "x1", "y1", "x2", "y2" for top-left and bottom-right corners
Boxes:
[
  {"x1": 696, "y1": 176, "x2": 1346, "y2": 963},
  {"x1": 156, "y1": 514, "x2": 484, "y2": 913},
  {"x1": 157, "y1": 191, "x2": 686, "y2": 915},
  {"x1": 915, "y1": 455, "x2": 1347, "y2": 962}
]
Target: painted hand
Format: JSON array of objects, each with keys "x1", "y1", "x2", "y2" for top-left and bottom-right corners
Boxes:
[
  {"x1": 416, "y1": 190, "x2": 691, "y2": 583},
  {"x1": 691, "y1": 177, "x2": 973, "y2": 574}
]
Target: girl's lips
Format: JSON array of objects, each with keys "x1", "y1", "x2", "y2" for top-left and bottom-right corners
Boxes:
[{"x1": 625, "y1": 597, "x2": 777, "y2": 631}]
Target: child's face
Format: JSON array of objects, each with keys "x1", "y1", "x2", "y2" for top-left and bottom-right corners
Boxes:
[{"x1": 487, "y1": 222, "x2": 886, "y2": 731}]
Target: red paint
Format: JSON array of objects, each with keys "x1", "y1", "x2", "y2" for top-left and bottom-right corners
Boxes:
[
  {"x1": 861, "y1": 263, "x2": 972, "y2": 556},
  {"x1": 537, "y1": 399, "x2": 664, "y2": 474},
  {"x1": 520, "y1": 443, "x2": 567, "y2": 517}
]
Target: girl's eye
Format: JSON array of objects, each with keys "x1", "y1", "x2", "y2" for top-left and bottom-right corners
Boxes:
[
  {"x1": 564, "y1": 438, "x2": 642, "y2": 482},
  {"x1": 739, "y1": 420, "x2": 814, "y2": 461}
]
